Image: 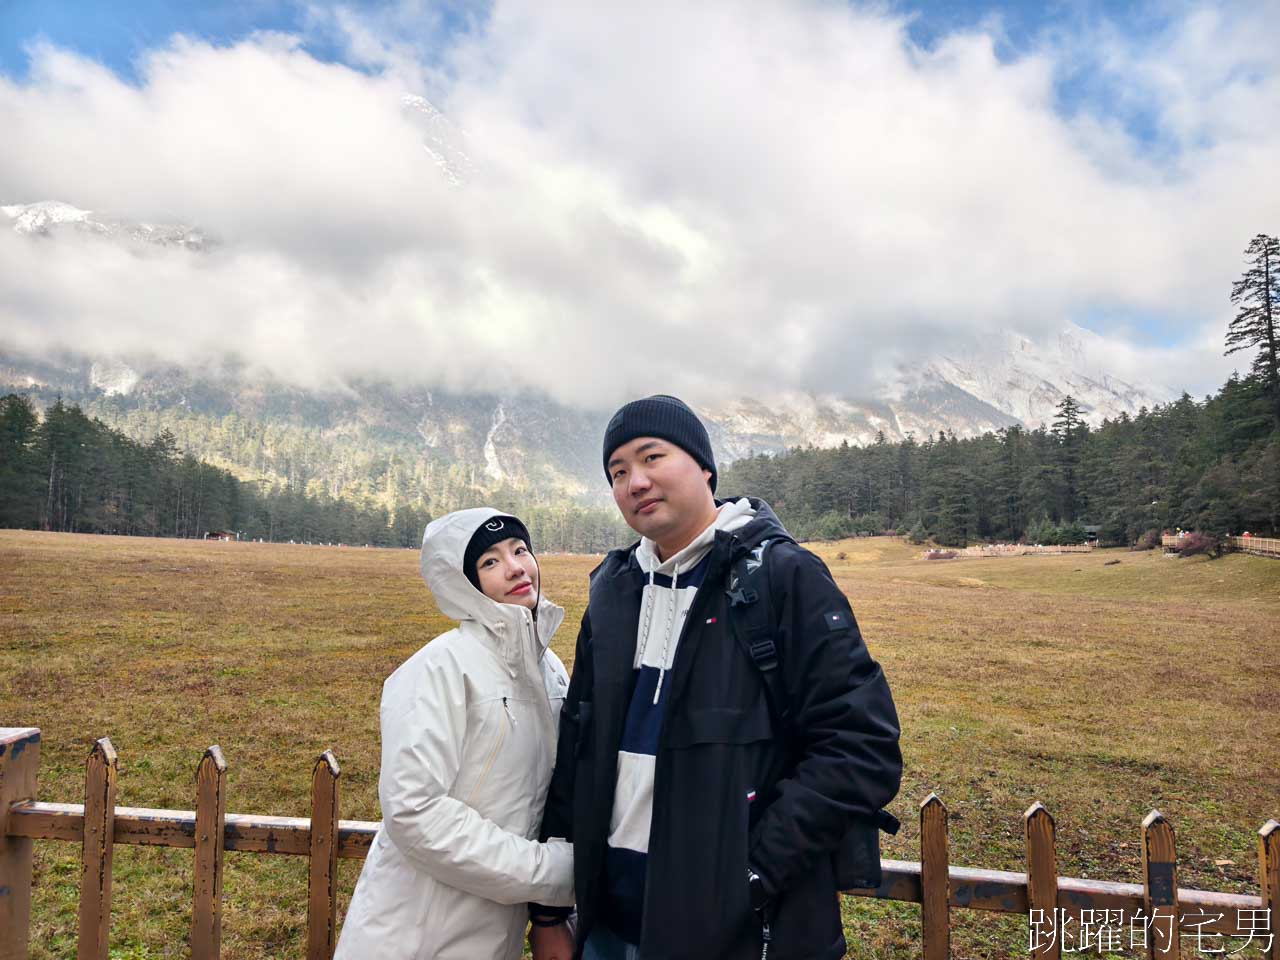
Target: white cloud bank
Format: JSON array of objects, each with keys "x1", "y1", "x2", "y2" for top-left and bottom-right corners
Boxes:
[{"x1": 1, "y1": 0, "x2": 1277, "y2": 407}]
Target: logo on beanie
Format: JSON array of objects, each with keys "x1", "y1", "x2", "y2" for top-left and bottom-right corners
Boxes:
[{"x1": 484, "y1": 519, "x2": 504, "y2": 532}]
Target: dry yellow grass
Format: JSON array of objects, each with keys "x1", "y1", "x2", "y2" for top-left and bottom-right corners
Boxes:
[{"x1": 2, "y1": 530, "x2": 1277, "y2": 958}]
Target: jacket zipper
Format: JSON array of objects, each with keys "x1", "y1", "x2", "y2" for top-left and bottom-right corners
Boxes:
[
  {"x1": 528, "y1": 615, "x2": 558, "y2": 739},
  {"x1": 639, "y1": 537, "x2": 729, "y2": 946},
  {"x1": 464, "y1": 703, "x2": 508, "y2": 805}
]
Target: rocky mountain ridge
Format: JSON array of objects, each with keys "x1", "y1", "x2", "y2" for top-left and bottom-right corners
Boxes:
[{"x1": 2, "y1": 338, "x2": 1170, "y2": 507}]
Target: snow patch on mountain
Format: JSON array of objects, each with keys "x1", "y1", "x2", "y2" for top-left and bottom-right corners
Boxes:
[
  {"x1": 702, "y1": 325, "x2": 1169, "y2": 455},
  {"x1": 3, "y1": 200, "x2": 208, "y2": 249},
  {"x1": 401, "y1": 94, "x2": 474, "y2": 186},
  {"x1": 897, "y1": 324, "x2": 1169, "y2": 430},
  {"x1": 2, "y1": 200, "x2": 91, "y2": 233}
]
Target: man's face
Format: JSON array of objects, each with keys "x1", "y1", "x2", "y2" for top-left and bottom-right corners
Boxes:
[{"x1": 607, "y1": 437, "x2": 714, "y2": 540}]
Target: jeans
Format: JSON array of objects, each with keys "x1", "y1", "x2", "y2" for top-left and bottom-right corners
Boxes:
[{"x1": 582, "y1": 924, "x2": 641, "y2": 960}]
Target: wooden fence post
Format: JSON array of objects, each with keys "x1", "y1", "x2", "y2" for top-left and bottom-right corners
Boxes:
[
  {"x1": 78, "y1": 738, "x2": 118, "y2": 960},
  {"x1": 191, "y1": 745, "x2": 228, "y2": 960},
  {"x1": 1141, "y1": 810, "x2": 1178, "y2": 960},
  {"x1": 1024, "y1": 802, "x2": 1060, "y2": 960},
  {"x1": 1259, "y1": 820, "x2": 1279, "y2": 960},
  {"x1": 0, "y1": 728, "x2": 40, "y2": 960},
  {"x1": 306, "y1": 751, "x2": 341, "y2": 960},
  {"x1": 920, "y1": 793, "x2": 951, "y2": 960}
]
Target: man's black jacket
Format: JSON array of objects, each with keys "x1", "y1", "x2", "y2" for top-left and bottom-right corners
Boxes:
[{"x1": 539, "y1": 498, "x2": 902, "y2": 960}]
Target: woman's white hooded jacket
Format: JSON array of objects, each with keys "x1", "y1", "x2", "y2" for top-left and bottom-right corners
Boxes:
[{"x1": 334, "y1": 508, "x2": 574, "y2": 960}]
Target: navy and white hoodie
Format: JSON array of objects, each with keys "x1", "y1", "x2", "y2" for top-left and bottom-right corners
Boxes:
[{"x1": 603, "y1": 497, "x2": 756, "y2": 936}]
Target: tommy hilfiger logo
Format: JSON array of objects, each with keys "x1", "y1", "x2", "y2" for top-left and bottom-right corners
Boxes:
[
  {"x1": 825, "y1": 610, "x2": 847, "y2": 631},
  {"x1": 746, "y1": 789, "x2": 757, "y2": 802}
]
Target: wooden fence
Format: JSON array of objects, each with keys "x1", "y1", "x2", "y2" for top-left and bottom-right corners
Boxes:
[
  {"x1": 1162, "y1": 534, "x2": 1280, "y2": 558},
  {"x1": 2, "y1": 727, "x2": 1277, "y2": 959},
  {"x1": 1229, "y1": 535, "x2": 1280, "y2": 558}
]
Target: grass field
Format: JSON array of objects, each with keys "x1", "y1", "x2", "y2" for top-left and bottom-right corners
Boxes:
[{"x1": 2, "y1": 529, "x2": 1278, "y2": 959}]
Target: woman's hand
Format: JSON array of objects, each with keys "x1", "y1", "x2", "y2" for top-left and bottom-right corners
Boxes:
[{"x1": 529, "y1": 920, "x2": 574, "y2": 960}]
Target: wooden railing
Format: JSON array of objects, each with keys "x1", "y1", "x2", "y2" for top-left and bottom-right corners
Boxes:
[
  {"x1": 1162, "y1": 534, "x2": 1280, "y2": 557},
  {"x1": 2, "y1": 727, "x2": 1277, "y2": 959},
  {"x1": 1229, "y1": 535, "x2": 1280, "y2": 557}
]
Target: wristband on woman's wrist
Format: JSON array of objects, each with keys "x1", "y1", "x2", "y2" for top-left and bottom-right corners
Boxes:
[{"x1": 530, "y1": 914, "x2": 569, "y2": 928}]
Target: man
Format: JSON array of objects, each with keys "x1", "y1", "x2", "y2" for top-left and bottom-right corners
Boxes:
[{"x1": 531, "y1": 395, "x2": 901, "y2": 960}]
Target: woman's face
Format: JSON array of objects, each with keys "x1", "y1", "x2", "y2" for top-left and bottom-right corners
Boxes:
[{"x1": 474, "y1": 537, "x2": 539, "y2": 609}]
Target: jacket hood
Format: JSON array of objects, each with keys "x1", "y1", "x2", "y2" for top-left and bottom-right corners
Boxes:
[
  {"x1": 420, "y1": 507, "x2": 563, "y2": 647},
  {"x1": 722, "y1": 496, "x2": 792, "y2": 552},
  {"x1": 635, "y1": 496, "x2": 758, "y2": 574},
  {"x1": 606, "y1": 496, "x2": 793, "y2": 579}
]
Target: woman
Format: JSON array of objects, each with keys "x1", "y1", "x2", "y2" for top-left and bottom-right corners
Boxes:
[{"x1": 335, "y1": 507, "x2": 574, "y2": 960}]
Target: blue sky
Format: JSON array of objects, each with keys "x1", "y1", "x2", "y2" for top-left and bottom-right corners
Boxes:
[
  {"x1": 0, "y1": 0, "x2": 459, "y2": 80},
  {"x1": 1, "y1": 1, "x2": 326, "y2": 78},
  {"x1": 0, "y1": 1, "x2": 1157, "y2": 83}
]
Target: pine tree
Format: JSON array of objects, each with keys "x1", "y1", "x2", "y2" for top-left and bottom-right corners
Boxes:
[
  {"x1": 1226, "y1": 233, "x2": 1280, "y2": 418},
  {"x1": 1051, "y1": 395, "x2": 1087, "y2": 520}
]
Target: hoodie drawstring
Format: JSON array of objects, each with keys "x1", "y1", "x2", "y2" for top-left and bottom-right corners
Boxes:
[
  {"x1": 638, "y1": 567, "x2": 657, "y2": 660},
  {"x1": 652, "y1": 561, "x2": 679, "y2": 705}
]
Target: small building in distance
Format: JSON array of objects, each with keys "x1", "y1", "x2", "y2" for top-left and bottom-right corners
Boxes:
[{"x1": 204, "y1": 530, "x2": 237, "y2": 541}]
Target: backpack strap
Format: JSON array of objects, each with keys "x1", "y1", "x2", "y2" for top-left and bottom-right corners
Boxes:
[
  {"x1": 726, "y1": 539, "x2": 901, "y2": 852},
  {"x1": 725, "y1": 538, "x2": 792, "y2": 735}
]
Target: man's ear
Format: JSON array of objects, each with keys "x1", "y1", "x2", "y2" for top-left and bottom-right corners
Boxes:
[{"x1": 703, "y1": 469, "x2": 713, "y2": 488}]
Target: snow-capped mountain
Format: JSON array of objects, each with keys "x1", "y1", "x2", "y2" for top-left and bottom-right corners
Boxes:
[
  {"x1": 700, "y1": 325, "x2": 1167, "y2": 455},
  {"x1": 401, "y1": 94, "x2": 474, "y2": 185},
  {"x1": 909, "y1": 327, "x2": 1165, "y2": 431},
  {"x1": 2, "y1": 200, "x2": 208, "y2": 249}
]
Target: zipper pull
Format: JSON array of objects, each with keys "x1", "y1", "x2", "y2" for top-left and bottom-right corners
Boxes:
[
  {"x1": 760, "y1": 918, "x2": 772, "y2": 960},
  {"x1": 503, "y1": 696, "x2": 517, "y2": 728}
]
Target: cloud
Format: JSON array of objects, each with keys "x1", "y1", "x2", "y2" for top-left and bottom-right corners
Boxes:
[{"x1": 0, "y1": 0, "x2": 1276, "y2": 407}]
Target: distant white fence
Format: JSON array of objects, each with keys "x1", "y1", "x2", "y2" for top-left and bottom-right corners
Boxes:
[{"x1": 947, "y1": 544, "x2": 1094, "y2": 558}]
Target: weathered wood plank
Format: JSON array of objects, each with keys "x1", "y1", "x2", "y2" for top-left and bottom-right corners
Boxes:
[
  {"x1": 1260, "y1": 820, "x2": 1279, "y2": 960},
  {"x1": 920, "y1": 793, "x2": 950, "y2": 960},
  {"x1": 0, "y1": 728, "x2": 40, "y2": 960},
  {"x1": 6, "y1": 801, "x2": 379, "y2": 858},
  {"x1": 306, "y1": 751, "x2": 341, "y2": 960},
  {"x1": 1024, "y1": 802, "x2": 1060, "y2": 960},
  {"x1": 1141, "y1": 810, "x2": 1178, "y2": 960},
  {"x1": 78, "y1": 738, "x2": 118, "y2": 960},
  {"x1": 191, "y1": 746, "x2": 228, "y2": 960}
]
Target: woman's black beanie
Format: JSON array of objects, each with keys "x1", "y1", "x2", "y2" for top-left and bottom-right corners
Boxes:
[
  {"x1": 602, "y1": 394, "x2": 717, "y2": 492},
  {"x1": 463, "y1": 515, "x2": 532, "y2": 593}
]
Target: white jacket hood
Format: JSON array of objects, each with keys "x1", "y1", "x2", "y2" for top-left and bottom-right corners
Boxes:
[{"x1": 420, "y1": 507, "x2": 563, "y2": 653}]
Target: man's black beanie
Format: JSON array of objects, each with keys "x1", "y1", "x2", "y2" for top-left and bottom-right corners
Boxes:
[
  {"x1": 602, "y1": 394, "x2": 717, "y2": 492},
  {"x1": 463, "y1": 515, "x2": 532, "y2": 593}
]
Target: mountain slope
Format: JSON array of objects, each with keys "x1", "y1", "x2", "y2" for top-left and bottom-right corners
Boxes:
[{"x1": 1, "y1": 338, "x2": 1170, "y2": 513}]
